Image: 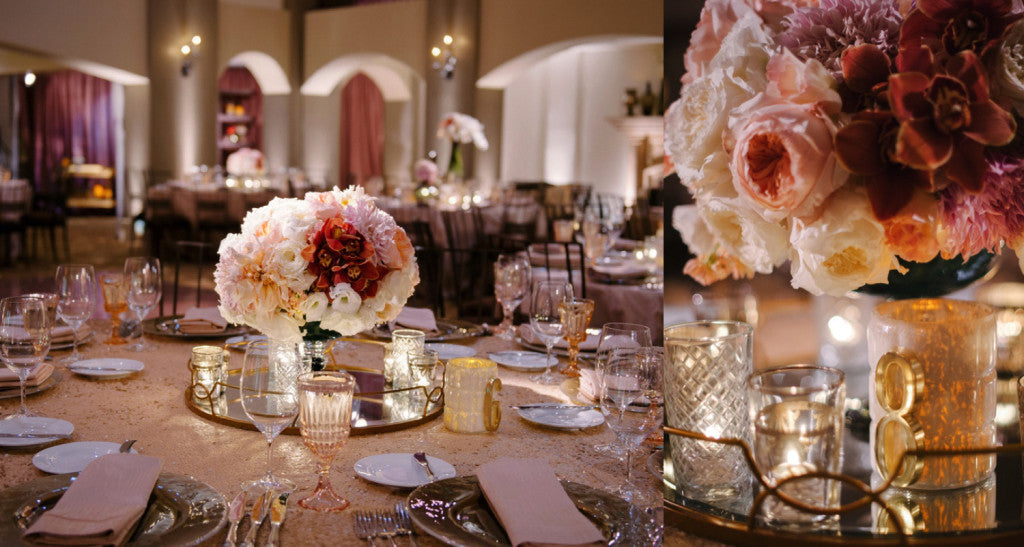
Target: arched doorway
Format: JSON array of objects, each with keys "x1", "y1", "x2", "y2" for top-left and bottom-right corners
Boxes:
[
  {"x1": 339, "y1": 73, "x2": 384, "y2": 191},
  {"x1": 217, "y1": 66, "x2": 262, "y2": 169}
]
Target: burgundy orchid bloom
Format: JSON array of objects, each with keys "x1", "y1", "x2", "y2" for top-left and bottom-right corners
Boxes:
[
  {"x1": 834, "y1": 110, "x2": 934, "y2": 221},
  {"x1": 900, "y1": 0, "x2": 1022, "y2": 60},
  {"x1": 332, "y1": 260, "x2": 385, "y2": 298},
  {"x1": 888, "y1": 51, "x2": 1016, "y2": 192}
]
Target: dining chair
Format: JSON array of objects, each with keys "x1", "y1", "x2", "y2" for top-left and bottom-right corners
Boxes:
[
  {"x1": 441, "y1": 207, "x2": 485, "y2": 250},
  {"x1": 499, "y1": 192, "x2": 541, "y2": 241},
  {"x1": 0, "y1": 181, "x2": 30, "y2": 265},
  {"x1": 165, "y1": 240, "x2": 216, "y2": 316},
  {"x1": 412, "y1": 246, "x2": 502, "y2": 324},
  {"x1": 527, "y1": 241, "x2": 587, "y2": 299}
]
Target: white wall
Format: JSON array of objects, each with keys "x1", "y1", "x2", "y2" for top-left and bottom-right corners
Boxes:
[{"x1": 500, "y1": 42, "x2": 661, "y2": 201}]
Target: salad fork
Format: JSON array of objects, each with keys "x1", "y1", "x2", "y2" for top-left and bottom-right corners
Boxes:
[
  {"x1": 353, "y1": 510, "x2": 378, "y2": 546},
  {"x1": 374, "y1": 510, "x2": 399, "y2": 547},
  {"x1": 394, "y1": 503, "x2": 419, "y2": 547}
]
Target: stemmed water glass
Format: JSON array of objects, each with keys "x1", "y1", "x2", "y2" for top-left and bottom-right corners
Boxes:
[
  {"x1": 602, "y1": 347, "x2": 657, "y2": 502},
  {"x1": 240, "y1": 340, "x2": 302, "y2": 493},
  {"x1": 297, "y1": 370, "x2": 356, "y2": 512},
  {"x1": 124, "y1": 257, "x2": 161, "y2": 351},
  {"x1": 529, "y1": 280, "x2": 573, "y2": 385},
  {"x1": 493, "y1": 253, "x2": 532, "y2": 340},
  {"x1": 55, "y1": 264, "x2": 95, "y2": 365},
  {"x1": 0, "y1": 296, "x2": 50, "y2": 418},
  {"x1": 593, "y1": 322, "x2": 651, "y2": 458}
]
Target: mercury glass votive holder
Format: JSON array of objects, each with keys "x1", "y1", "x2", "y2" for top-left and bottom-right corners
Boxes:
[
  {"x1": 867, "y1": 298, "x2": 997, "y2": 490},
  {"x1": 748, "y1": 365, "x2": 845, "y2": 526},
  {"x1": 873, "y1": 475, "x2": 996, "y2": 535},
  {"x1": 664, "y1": 321, "x2": 754, "y2": 507},
  {"x1": 386, "y1": 329, "x2": 425, "y2": 387},
  {"x1": 191, "y1": 345, "x2": 226, "y2": 399},
  {"x1": 443, "y1": 357, "x2": 502, "y2": 433},
  {"x1": 975, "y1": 282, "x2": 1024, "y2": 376}
]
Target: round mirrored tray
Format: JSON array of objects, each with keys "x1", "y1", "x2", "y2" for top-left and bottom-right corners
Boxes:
[
  {"x1": 184, "y1": 364, "x2": 443, "y2": 436},
  {"x1": 664, "y1": 429, "x2": 1024, "y2": 545}
]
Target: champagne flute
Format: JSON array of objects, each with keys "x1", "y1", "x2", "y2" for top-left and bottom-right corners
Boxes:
[
  {"x1": 529, "y1": 280, "x2": 573, "y2": 385},
  {"x1": 124, "y1": 257, "x2": 162, "y2": 351},
  {"x1": 241, "y1": 340, "x2": 301, "y2": 493},
  {"x1": 493, "y1": 253, "x2": 532, "y2": 340},
  {"x1": 558, "y1": 297, "x2": 595, "y2": 377},
  {"x1": 55, "y1": 264, "x2": 96, "y2": 365},
  {"x1": 297, "y1": 370, "x2": 355, "y2": 512},
  {"x1": 593, "y1": 322, "x2": 651, "y2": 458},
  {"x1": 99, "y1": 272, "x2": 128, "y2": 345},
  {"x1": 0, "y1": 296, "x2": 50, "y2": 418}
]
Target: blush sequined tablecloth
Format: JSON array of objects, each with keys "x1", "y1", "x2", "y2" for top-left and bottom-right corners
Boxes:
[{"x1": 0, "y1": 319, "x2": 673, "y2": 545}]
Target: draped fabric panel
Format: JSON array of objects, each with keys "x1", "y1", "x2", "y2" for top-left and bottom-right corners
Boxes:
[
  {"x1": 339, "y1": 73, "x2": 384, "y2": 188},
  {"x1": 218, "y1": 66, "x2": 263, "y2": 153},
  {"x1": 23, "y1": 71, "x2": 114, "y2": 197}
]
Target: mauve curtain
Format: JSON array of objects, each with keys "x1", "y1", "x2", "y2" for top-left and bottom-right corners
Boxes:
[
  {"x1": 218, "y1": 67, "x2": 263, "y2": 153},
  {"x1": 24, "y1": 70, "x2": 115, "y2": 197},
  {"x1": 339, "y1": 73, "x2": 384, "y2": 188}
]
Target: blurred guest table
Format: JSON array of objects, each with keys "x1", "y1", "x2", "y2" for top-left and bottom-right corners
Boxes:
[
  {"x1": 146, "y1": 181, "x2": 284, "y2": 232},
  {"x1": 0, "y1": 317, "x2": 662, "y2": 546}
]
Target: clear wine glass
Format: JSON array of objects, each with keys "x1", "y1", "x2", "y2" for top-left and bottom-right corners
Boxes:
[
  {"x1": 297, "y1": 370, "x2": 356, "y2": 512},
  {"x1": 55, "y1": 264, "x2": 96, "y2": 365},
  {"x1": 0, "y1": 296, "x2": 50, "y2": 418},
  {"x1": 124, "y1": 257, "x2": 162, "y2": 351},
  {"x1": 493, "y1": 252, "x2": 532, "y2": 340},
  {"x1": 529, "y1": 280, "x2": 573, "y2": 385},
  {"x1": 638, "y1": 346, "x2": 664, "y2": 448},
  {"x1": 602, "y1": 347, "x2": 657, "y2": 502},
  {"x1": 241, "y1": 340, "x2": 302, "y2": 493},
  {"x1": 593, "y1": 322, "x2": 650, "y2": 459}
]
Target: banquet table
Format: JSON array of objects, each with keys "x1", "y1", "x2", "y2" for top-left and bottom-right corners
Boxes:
[
  {"x1": 146, "y1": 182, "x2": 284, "y2": 232},
  {"x1": 0, "y1": 318, "x2": 664, "y2": 546}
]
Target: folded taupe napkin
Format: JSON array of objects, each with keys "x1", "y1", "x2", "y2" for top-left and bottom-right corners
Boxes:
[
  {"x1": 0, "y1": 363, "x2": 55, "y2": 389},
  {"x1": 23, "y1": 453, "x2": 162, "y2": 546},
  {"x1": 395, "y1": 307, "x2": 438, "y2": 332},
  {"x1": 476, "y1": 458, "x2": 604, "y2": 547},
  {"x1": 7, "y1": 325, "x2": 77, "y2": 344},
  {"x1": 518, "y1": 325, "x2": 599, "y2": 352},
  {"x1": 178, "y1": 307, "x2": 228, "y2": 334},
  {"x1": 591, "y1": 261, "x2": 647, "y2": 278}
]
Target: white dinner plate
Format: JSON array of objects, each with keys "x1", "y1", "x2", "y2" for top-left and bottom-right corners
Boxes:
[
  {"x1": 488, "y1": 350, "x2": 557, "y2": 371},
  {"x1": 425, "y1": 343, "x2": 475, "y2": 360},
  {"x1": 515, "y1": 404, "x2": 605, "y2": 430},
  {"x1": 0, "y1": 416, "x2": 74, "y2": 448},
  {"x1": 354, "y1": 452, "x2": 457, "y2": 488},
  {"x1": 33, "y1": 441, "x2": 137, "y2": 474},
  {"x1": 225, "y1": 334, "x2": 267, "y2": 350},
  {"x1": 68, "y1": 358, "x2": 144, "y2": 379}
]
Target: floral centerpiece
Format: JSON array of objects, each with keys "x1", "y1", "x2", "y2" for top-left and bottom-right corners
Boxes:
[
  {"x1": 414, "y1": 158, "x2": 440, "y2": 203},
  {"x1": 226, "y1": 147, "x2": 266, "y2": 177},
  {"x1": 668, "y1": 0, "x2": 1023, "y2": 296},
  {"x1": 214, "y1": 186, "x2": 419, "y2": 345},
  {"x1": 437, "y1": 112, "x2": 489, "y2": 181}
]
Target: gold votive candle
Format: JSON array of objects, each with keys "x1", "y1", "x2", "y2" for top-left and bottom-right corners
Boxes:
[
  {"x1": 443, "y1": 357, "x2": 501, "y2": 433},
  {"x1": 975, "y1": 282, "x2": 1024, "y2": 375},
  {"x1": 867, "y1": 298, "x2": 997, "y2": 490},
  {"x1": 191, "y1": 345, "x2": 226, "y2": 399},
  {"x1": 874, "y1": 476, "x2": 996, "y2": 535}
]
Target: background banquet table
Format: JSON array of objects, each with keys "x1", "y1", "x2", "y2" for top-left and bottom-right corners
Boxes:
[{"x1": 0, "y1": 319, "x2": 665, "y2": 546}]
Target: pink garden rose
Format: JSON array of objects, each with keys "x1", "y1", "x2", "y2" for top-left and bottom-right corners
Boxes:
[
  {"x1": 764, "y1": 49, "x2": 841, "y2": 112},
  {"x1": 682, "y1": 0, "x2": 750, "y2": 84},
  {"x1": 729, "y1": 101, "x2": 846, "y2": 220}
]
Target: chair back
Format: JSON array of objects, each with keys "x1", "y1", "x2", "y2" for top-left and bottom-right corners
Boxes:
[
  {"x1": 527, "y1": 241, "x2": 586, "y2": 299},
  {"x1": 167, "y1": 240, "x2": 216, "y2": 316},
  {"x1": 411, "y1": 246, "x2": 503, "y2": 325},
  {"x1": 442, "y1": 207, "x2": 485, "y2": 250}
]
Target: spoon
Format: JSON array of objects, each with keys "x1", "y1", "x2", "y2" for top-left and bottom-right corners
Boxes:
[
  {"x1": 119, "y1": 439, "x2": 137, "y2": 453},
  {"x1": 413, "y1": 452, "x2": 436, "y2": 482}
]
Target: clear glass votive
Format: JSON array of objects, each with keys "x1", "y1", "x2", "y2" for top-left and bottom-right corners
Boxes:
[
  {"x1": 747, "y1": 364, "x2": 845, "y2": 526},
  {"x1": 191, "y1": 345, "x2": 226, "y2": 399},
  {"x1": 408, "y1": 349, "x2": 439, "y2": 392},
  {"x1": 867, "y1": 298, "x2": 996, "y2": 490},
  {"x1": 664, "y1": 321, "x2": 753, "y2": 507},
  {"x1": 386, "y1": 329, "x2": 425, "y2": 387}
]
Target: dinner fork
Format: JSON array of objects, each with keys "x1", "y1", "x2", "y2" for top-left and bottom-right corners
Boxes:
[
  {"x1": 353, "y1": 510, "x2": 378, "y2": 546},
  {"x1": 374, "y1": 510, "x2": 400, "y2": 547},
  {"x1": 394, "y1": 503, "x2": 419, "y2": 547}
]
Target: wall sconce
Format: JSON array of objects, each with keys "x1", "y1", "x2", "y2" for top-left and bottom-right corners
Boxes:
[
  {"x1": 23, "y1": 71, "x2": 36, "y2": 87},
  {"x1": 180, "y1": 34, "x2": 201, "y2": 76},
  {"x1": 431, "y1": 34, "x2": 456, "y2": 79}
]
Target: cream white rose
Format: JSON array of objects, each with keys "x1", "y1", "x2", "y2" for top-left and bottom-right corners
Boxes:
[
  {"x1": 299, "y1": 292, "x2": 329, "y2": 323},
  {"x1": 993, "y1": 20, "x2": 1024, "y2": 116},
  {"x1": 700, "y1": 194, "x2": 789, "y2": 274},
  {"x1": 328, "y1": 283, "x2": 361, "y2": 315},
  {"x1": 789, "y1": 187, "x2": 898, "y2": 296}
]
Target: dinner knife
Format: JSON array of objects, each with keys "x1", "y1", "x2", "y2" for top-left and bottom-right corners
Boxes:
[
  {"x1": 241, "y1": 489, "x2": 271, "y2": 547},
  {"x1": 510, "y1": 404, "x2": 597, "y2": 411},
  {"x1": 266, "y1": 490, "x2": 289, "y2": 547},
  {"x1": 223, "y1": 490, "x2": 247, "y2": 547},
  {"x1": 0, "y1": 432, "x2": 71, "y2": 439}
]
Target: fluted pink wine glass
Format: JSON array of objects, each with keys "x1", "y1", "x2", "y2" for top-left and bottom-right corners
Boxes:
[{"x1": 297, "y1": 370, "x2": 355, "y2": 512}]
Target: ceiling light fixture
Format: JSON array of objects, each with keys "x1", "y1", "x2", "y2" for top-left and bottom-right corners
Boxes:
[{"x1": 23, "y1": 71, "x2": 36, "y2": 87}]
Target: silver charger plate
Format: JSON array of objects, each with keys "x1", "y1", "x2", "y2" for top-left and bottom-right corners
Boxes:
[
  {"x1": 0, "y1": 471, "x2": 227, "y2": 546},
  {"x1": 0, "y1": 370, "x2": 63, "y2": 401},
  {"x1": 142, "y1": 316, "x2": 250, "y2": 339},
  {"x1": 407, "y1": 476, "x2": 646, "y2": 546},
  {"x1": 367, "y1": 319, "x2": 486, "y2": 342}
]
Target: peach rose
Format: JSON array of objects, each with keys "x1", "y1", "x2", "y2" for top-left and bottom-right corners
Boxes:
[
  {"x1": 765, "y1": 49, "x2": 841, "y2": 113},
  {"x1": 729, "y1": 101, "x2": 847, "y2": 221}
]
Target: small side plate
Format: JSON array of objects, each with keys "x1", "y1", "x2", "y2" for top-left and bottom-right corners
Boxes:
[
  {"x1": 488, "y1": 351, "x2": 556, "y2": 371},
  {"x1": 0, "y1": 417, "x2": 74, "y2": 448},
  {"x1": 354, "y1": 452, "x2": 457, "y2": 488},
  {"x1": 33, "y1": 441, "x2": 138, "y2": 474},
  {"x1": 68, "y1": 358, "x2": 144, "y2": 379},
  {"x1": 426, "y1": 343, "x2": 476, "y2": 360},
  {"x1": 516, "y1": 404, "x2": 605, "y2": 430}
]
